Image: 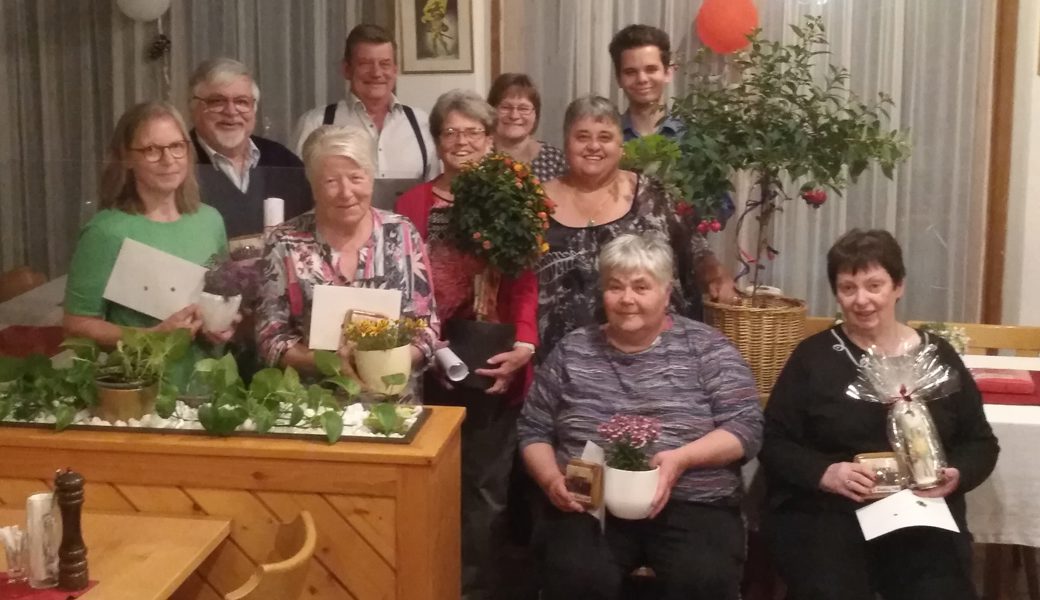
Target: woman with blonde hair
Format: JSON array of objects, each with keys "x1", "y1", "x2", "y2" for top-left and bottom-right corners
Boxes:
[{"x1": 64, "y1": 101, "x2": 230, "y2": 388}]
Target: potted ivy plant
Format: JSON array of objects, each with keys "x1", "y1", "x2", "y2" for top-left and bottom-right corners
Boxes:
[
  {"x1": 626, "y1": 17, "x2": 910, "y2": 394},
  {"x1": 93, "y1": 328, "x2": 190, "y2": 423},
  {"x1": 0, "y1": 340, "x2": 98, "y2": 431},
  {"x1": 444, "y1": 153, "x2": 553, "y2": 389}
]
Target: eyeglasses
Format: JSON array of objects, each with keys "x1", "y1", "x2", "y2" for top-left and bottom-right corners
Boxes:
[
  {"x1": 192, "y1": 95, "x2": 256, "y2": 113},
  {"x1": 130, "y1": 140, "x2": 189, "y2": 162},
  {"x1": 440, "y1": 127, "x2": 487, "y2": 142},
  {"x1": 496, "y1": 104, "x2": 535, "y2": 116}
]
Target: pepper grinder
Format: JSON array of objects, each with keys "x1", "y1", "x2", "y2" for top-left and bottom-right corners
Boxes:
[{"x1": 54, "y1": 468, "x2": 88, "y2": 590}]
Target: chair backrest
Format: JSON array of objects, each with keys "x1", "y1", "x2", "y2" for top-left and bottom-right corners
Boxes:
[
  {"x1": 804, "y1": 316, "x2": 836, "y2": 338},
  {"x1": 0, "y1": 266, "x2": 47, "y2": 303},
  {"x1": 224, "y1": 511, "x2": 317, "y2": 600},
  {"x1": 907, "y1": 321, "x2": 1040, "y2": 357}
]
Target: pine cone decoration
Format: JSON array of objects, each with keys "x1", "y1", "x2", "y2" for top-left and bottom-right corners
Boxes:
[{"x1": 147, "y1": 34, "x2": 171, "y2": 61}]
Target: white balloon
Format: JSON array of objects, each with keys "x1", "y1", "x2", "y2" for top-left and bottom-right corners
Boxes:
[{"x1": 116, "y1": 0, "x2": 171, "y2": 22}]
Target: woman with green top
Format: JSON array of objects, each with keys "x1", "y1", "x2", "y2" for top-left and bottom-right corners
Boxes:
[{"x1": 63, "y1": 101, "x2": 231, "y2": 388}]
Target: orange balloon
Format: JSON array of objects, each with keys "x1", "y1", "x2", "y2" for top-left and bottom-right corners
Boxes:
[{"x1": 696, "y1": 0, "x2": 759, "y2": 54}]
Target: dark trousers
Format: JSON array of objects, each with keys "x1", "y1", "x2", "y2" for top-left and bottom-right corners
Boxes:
[
  {"x1": 765, "y1": 509, "x2": 977, "y2": 600},
  {"x1": 425, "y1": 377, "x2": 520, "y2": 600},
  {"x1": 533, "y1": 500, "x2": 746, "y2": 600}
]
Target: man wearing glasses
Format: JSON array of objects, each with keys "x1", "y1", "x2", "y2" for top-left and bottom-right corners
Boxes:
[
  {"x1": 290, "y1": 24, "x2": 439, "y2": 209},
  {"x1": 189, "y1": 58, "x2": 312, "y2": 238}
]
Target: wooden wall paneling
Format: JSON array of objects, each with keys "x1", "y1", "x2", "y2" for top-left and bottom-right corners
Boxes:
[
  {"x1": 325, "y1": 494, "x2": 397, "y2": 567},
  {"x1": 0, "y1": 478, "x2": 48, "y2": 505}
]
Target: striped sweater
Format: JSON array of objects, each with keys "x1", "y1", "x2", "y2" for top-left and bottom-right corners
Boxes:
[{"x1": 518, "y1": 316, "x2": 763, "y2": 505}]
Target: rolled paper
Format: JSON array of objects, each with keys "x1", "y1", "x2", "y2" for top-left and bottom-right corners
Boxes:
[
  {"x1": 264, "y1": 197, "x2": 285, "y2": 229},
  {"x1": 25, "y1": 492, "x2": 60, "y2": 589},
  {"x1": 434, "y1": 347, "x2": 469, "y2": 382}
]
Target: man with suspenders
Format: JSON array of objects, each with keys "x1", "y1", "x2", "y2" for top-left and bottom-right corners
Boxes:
[{"x1": 291, "y1": 24, "x2": 439, "y2": 209}]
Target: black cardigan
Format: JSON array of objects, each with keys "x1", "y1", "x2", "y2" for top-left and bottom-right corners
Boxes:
[
  {"x1": 191, "y1": 131, "x2": 313, "y2": 239},
  {"x1": 760, "y1": 326, "x2": 999, "y2": 531}
]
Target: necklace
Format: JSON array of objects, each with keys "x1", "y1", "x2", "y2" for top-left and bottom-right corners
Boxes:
[{"x1": 569, "y1": 175, "x2": 620, "y2": 227}]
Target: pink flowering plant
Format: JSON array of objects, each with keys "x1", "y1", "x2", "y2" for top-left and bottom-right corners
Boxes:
[{"x1": 598, "y1": 414, "x2": 662, "y2": 471}]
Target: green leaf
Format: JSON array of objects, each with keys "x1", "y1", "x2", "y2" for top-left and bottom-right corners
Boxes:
[
  {"x1": 194, "y1": 358, "x2": 219, "y2": 373},
  {"x1": 289, "y1": 403, "x2": 305, "y2": 427},
  {"x1": 252, "y1": 405, "x2": 275, "y2": 433},
  {"x1": 283, "y1": 366, "x2": 302, "y2": 392},
  {"x1": 250, "y1": 368, "x2": 283, "y2": 399},
  {"x1": 53, "y1": 404, "x2": 76, "y2": 431},
  {"x1": 219, "y1": 353, "x2": 240, "y2": 387},
  {"x1": 0, "y1": 356, "x2": 24, "y2": 383},
  {"x1": 321, "y1": 410, "x2": 344, "y2": 443},
  {"x1": 313, "y1": 350, "x2": 341, "y2": 377},
  {"x1": 155, "y1": 386, "x2": 176, "y2": 418},
  {"x1": 327, "y1": 375, "x2": 361, "y2": 397}
]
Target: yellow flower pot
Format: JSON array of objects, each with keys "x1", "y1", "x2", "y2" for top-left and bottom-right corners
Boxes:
[{"x1": 354, "y1": 345, "x2": 412, "y2": 396}]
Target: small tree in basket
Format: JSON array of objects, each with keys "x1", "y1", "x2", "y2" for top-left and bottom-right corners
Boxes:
[
  {"x1": 446, "y1": 153, "x2": 554, "y2": 320},
  {"x1": 628, "y1": 16, "x2": 911, "y2": 302}
]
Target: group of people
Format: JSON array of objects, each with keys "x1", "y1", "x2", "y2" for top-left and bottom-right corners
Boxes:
[{"x1": 61, "y1": 19, "x2": 998, "y2": 600}]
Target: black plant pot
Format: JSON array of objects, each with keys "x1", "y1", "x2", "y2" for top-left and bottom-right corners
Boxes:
[{"x1": 444, "y1": 319, "x2": 517, "y2": 391}]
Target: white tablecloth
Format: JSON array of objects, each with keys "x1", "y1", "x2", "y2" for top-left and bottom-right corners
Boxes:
[{"x1": 963, "y1": 354, "x2": 1040, "y2": 547}]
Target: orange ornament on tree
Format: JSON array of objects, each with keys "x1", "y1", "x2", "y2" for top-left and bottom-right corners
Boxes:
[{"x1": 696, "y1": 0, "x2": 759, "y2": 54}]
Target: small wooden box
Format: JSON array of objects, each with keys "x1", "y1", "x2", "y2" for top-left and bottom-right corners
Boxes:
[{"x1": 564, "y1": 459, "x2": 603, "y2": 509}]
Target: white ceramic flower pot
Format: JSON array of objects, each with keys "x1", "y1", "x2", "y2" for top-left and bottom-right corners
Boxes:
[
  {"x1": 198, "y1": 292, "x2": 242, "y2": 333},
  {"x1": 354, "y1": 345, "x2": 413, "y2": 395},
  {"x1": 604, "y1": 465, "x2": 660, "y2": 520}
]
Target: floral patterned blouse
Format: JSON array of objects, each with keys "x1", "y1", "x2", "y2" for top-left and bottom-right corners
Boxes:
[
  {"x1": 536, "y1": 174, "x2": 712, "y2": 362},
  {"x1": 255, "y1": 208, "x2": 438, "y2": 367}
]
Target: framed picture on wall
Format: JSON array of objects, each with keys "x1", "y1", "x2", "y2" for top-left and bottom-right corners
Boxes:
[{"x1": 397, "y1": 0, "x2": 474, "y2": 73}]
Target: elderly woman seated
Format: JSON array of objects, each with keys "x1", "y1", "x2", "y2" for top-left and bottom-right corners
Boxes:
[
  {"x1": 761, "y1": 229, "x2": 999, "y2": 600},
  {"x1": 518, "y1": 233, "x2": 762, "y2": 600},
  {"x1": 255, "y1": 125, "x2": 437, "y2": 377}
]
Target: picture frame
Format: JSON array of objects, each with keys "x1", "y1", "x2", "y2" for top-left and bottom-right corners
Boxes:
[{"x1": 397, "y1": 0, "x2": 474, "y2": 73}]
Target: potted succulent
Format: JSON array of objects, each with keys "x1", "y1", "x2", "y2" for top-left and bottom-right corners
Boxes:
[
  {"x1": 599, "y1": 414, "x2": 662, "y2": 520},
  {"x1": 342, "y1": 316, "x2": 426, "y2": 396},
  {"x1": 444, "y1": 153, "x2": 553, "y2": 389},
  {"x1": 90, "y1": 328, "x2": 190, "y2": 423},
  {"x1": 625, "y1": 17, "x2": 910, "y2": 394}
]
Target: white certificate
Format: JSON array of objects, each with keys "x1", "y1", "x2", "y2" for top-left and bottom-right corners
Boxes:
[
  {"x1": 307, "y1": 285, "x2": 402, "y2": 350},
  {"x1": 855, "y1": 489, "x2": 959, "y2": 541},
  {"x1": 102, "y1": 239, "x2": 207, "y2": 320}
]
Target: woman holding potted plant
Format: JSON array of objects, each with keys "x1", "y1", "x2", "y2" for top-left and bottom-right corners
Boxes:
[
  {"x1": 64, "y1": 101, "x2": 234, "y2": 392},
  {"x1": 518, "y1": 233, "x2": 762, "y2": 600},
  {"x1": 395, "y1": 89, "x2": 542, "y2": 599},
  {"x1": 255, "y1": 125, "x2": 437, "y2": 378},
  {"x1": 536, "y1": 95, "x2": 734, "y2": 362}
]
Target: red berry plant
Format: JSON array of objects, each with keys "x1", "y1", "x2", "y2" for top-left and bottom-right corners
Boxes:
[
  {"x1": 598, "y1": 414, "x2": 662, "y2": 471},
  {"x1": 625, "y1": 17, "x2": 910, "y2": 303},
  {"x1": 447, "y1": 153, "x2": 555, "y2": 321}
]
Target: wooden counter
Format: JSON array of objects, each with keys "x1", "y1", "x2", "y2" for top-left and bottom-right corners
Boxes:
[{"x1": 0, "y1": 405, "x2": 465, "y2": 600}]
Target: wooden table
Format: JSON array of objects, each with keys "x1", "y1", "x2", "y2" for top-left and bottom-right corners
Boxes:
[
  {"x1": 0, "y1": 405, "x2": 465, "y2": 600},
  {"x1": 0, "y1": 507, "x2": 229, "y2": 600}
]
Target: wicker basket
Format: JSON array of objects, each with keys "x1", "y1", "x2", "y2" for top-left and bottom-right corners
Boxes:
[{"x1": 703, "y1": 295, "x2": 807, "y2": 401}]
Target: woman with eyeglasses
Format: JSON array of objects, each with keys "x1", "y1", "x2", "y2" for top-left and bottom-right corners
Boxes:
[
  {"x1": 487, "y1": 73, "x2": 566, "y2": 183},
  {"x1": 64, "y1": 101, "x2": 232, "y2": 389},
  {"x1": 395, "y1": 89, "x2": 539, "y2": 599}
]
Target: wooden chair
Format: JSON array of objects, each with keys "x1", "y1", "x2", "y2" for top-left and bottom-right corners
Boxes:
[
  {"x1": 907, "y1": 321, "x2": 1040, "y2": 357},
  {"x1": 224, "y1": 511, "x2": 317, "y2": 600},
  {"x1": 0, "y1": 266, "x2": 47, "y2": 303},
  {"x1": 907, "y1": 321, "x2": 1040, "y2": 600}
]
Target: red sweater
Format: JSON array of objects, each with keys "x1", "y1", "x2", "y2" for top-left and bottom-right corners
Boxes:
[{"x1": 396, "y1": 181, "x2": 538, "y2": 401}]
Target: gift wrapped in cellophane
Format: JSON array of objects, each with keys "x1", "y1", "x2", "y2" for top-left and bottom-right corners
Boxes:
[{"x1": 846, "y1": 342, "x2": 961, "y2": 489}]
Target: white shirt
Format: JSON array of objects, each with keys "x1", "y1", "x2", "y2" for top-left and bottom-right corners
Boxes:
[
  {"x1": 291, "y1": 93, "x2": 440, "y2": 180},
  {"x1": 196, "y1": 136, "x2": 261, "y2": 193}
]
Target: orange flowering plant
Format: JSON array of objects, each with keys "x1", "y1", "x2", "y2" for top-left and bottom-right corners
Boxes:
[{"x1": 447, "y1": 153, "x2": 555, "y2": 320}]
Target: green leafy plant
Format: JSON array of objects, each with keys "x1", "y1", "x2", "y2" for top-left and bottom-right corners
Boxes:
[
  {"x1": 95, "y1": 328, "x2": 191, "y2": 417},
  {"x1": 0, "y1": 340, "x2": 99, "y2": 431},
  {"x1": 190, "y1": 349, "x2": 361, "y2": 441},
  {"x1": 665, "y1": 16, "x2": 910, "y2": 298},
  {"x1": 363, "y1": 402, "x2": 417, "y2": 436}
]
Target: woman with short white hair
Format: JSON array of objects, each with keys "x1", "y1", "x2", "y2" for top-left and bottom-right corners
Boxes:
[
  {"x1": 519, "y1": 233, "x2": 762, "y2": 600},
  {"x1": 255, "y1": 124, "x2": 437, "y2": 376}
]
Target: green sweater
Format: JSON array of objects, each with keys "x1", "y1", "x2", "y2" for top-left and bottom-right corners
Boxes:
[{"x1": 64, "y1": 206, "x2": 228, "y2": 389}]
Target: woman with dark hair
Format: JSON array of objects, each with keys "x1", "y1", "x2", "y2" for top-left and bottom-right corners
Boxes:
[
  {"x1": 761, "y1": 229, "x2": 999, "y2": 600},
  {"x1": 487, "y1": 72, "x2": 566, "y2": 182},
  {"x1": 64, "y1": 101, "x2": 230, "y2": 387}
]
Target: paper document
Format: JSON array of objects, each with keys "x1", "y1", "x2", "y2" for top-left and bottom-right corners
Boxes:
[
  {"x1": 102, "y1": 239, "x2": 207, "y2": 320},
  {"x1": 308, "y1": 285, "x2": 402, "y2": 350},
  {"x1": 855, "y1": 489, "x2": 959, "y2": 541}
]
